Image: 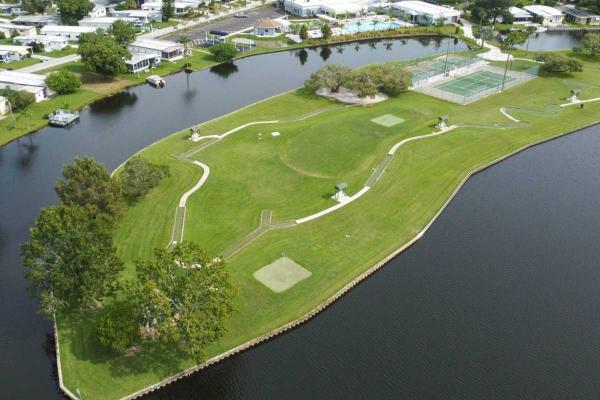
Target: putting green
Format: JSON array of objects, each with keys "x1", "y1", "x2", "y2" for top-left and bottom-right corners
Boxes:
[
  {"x1": 253, "y1": 257, "x2": 312, "y2": 293},
  {"x1": 371, "y1": 114, "x2": 406, "y2": 127}
]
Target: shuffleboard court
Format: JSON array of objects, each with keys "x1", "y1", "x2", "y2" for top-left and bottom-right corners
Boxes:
[
  {"x1": 254, "y1": 257, "x2": 312, "y2": 293},
  {"x1": 371, "y1": 114, "x2": 405, "y2": 127},
  {"x1": 436, "y1": 71, "x2": 515, "y2": 97}
]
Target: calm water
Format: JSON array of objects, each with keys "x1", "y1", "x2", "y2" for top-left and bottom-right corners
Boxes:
[
  {"x1": 2, "y1": 35, "x2": 599, "y2": 399},
  {"x1": 518, "y1": 30, "x2": 586, "y2": 51}
]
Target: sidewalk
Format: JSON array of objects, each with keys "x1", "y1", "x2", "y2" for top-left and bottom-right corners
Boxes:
[
  {"x1": 460, "y1": 19, "x2": 512, "y2": 62},
  {"x1": 19, "y1": 54, "x2": 81, "y2": 73}
]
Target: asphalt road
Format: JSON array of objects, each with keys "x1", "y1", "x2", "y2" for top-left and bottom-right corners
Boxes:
[{"x1": 163, "y1": 6, "x2": 284, "y2": 41}]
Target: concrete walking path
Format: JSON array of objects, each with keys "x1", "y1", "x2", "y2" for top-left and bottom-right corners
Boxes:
[
  {"x1": 19, "y1": 54, "x2": 81, "y2": 73},
  {"x1": 459, "y1": 19, "x2": 512, "y2": 62}
]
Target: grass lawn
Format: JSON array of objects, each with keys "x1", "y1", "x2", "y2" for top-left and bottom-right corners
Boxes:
[
  {"x1": 56, "y1": 56, "x2": 600, "y2": 399},
  {"x1": 2, "y1": 57, "x2": 41, "y2": 70},
  {"x1": 42, "y1": 46, "x2": 78, "y2": 58}
]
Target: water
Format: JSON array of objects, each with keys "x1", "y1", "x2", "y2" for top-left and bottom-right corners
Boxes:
[
  {"x1": 518, "y1": 30, "x2": 586, "y2": 51},
  {"x1": 0, "y1": 36, "x2": 467, "y2": 399},
  {"x1": 342, "y1": 21, "x2": 402, "y2": 34}
]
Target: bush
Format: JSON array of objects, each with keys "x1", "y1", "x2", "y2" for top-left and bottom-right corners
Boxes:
[
  {"x1": 45, "y1": 70, "x2": 82, "y2": 94},
  {"x1": 574, "y1": 32, "x2": 600, "y2": 57},
  {"x1": 0, "y1": 86, "x2": 35, "y2": 111},
  {"x1": 119, "y1": 157, "x2": 169, "y2": 200},
  {"x1": 537, "y1": 53, "x2": 583, "y2": 73},
  {"x1": 209, "y1": 42, "x2": 238, "y2": 62}
]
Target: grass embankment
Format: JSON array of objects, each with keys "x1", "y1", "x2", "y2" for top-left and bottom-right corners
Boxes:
[
  {"x1": 2, "y1": 57, "x2": 41, "y2": 70},
  {"x1": 57, "y1": 55, "x2": 600, "y2": 399}
]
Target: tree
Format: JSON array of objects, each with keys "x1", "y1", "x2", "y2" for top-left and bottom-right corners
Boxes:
[
  {"x1": 348, "y1": 71, "x2": 378, "y2": 99},
  {"x1": 78, "y1": 32, "x2": 131, "y2": 77},
  {"x1": 57, "y1": 0, "x2": 94, "y2": 25},
  {"x1": 299, "y1": 24, "x2": 308, "y2": 40},
  {"x1": 524, "y1": 25, "x2": 537, "y2": 56},
  {"x1": 177, "y1": 34, "x2": 192, "y2": 67},
  {"x1": 209, "y1": 42, "x2": 238, "y2": 62},
  {"x1": 163, "y1": 0, "x2": 174, "y2": 22},
  {"x1": 361, "y1": 64, "x2": 411, "y2": 96},
  {"x1": 577, "y1": 0, "x2": 600, "y2": 14},
  {"x1": 472, "y1": 0, "x2": 513, "y2": 24},
  {"x1": 537, "y1": 53, "x2": 583, "y2": 73},
  {"x1": 97, "y1": 299, "x2": 140, "y2": 352},
  {"x1": 45, "y1": 70, "x2": 82, "y2": 94},
  {"x1": 55, "y1": 156, "x2": 126, "y2": 223},
  {"x1": 127, "y1": 243, "x2": 236, "y2": 360},
  {"x1": 574, "y1": 32, "x2": 600, "y2": 57},
  {"x1": 0, "y1": 86, "x2": 34, "y2": 111},
  {"x1": 119, "y1": 157, "x2": 169, "y2": 200},
  {"x1": 109, "y1": 20, "x2": 137, "y2": 48},
  {"x1": 304, "y1": 64, "x2": 352, "y2": 93},
  {"x1": 321, "y1": 23, "x2": 332, "y2": 40},
  {"x1": 22, "y1": 0, "x2": 46, "y2": 14},
  {"x1": 21, "y1": 204, "x2": 123, "y2": 318},
  {"x1": 477, "y1": 26, "x2": 495, "y2": 48}
]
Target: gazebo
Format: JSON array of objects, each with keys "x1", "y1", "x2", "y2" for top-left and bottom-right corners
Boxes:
[{"x1": 254, "y1": 18, "x2": 284, "y2": 37}]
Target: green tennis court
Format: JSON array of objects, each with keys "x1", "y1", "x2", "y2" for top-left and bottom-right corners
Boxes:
[
  {"x1": 409, "y1": 56, "x2": 481, "y2": 83},
  {"x1": 436, "y1": 71, "x2": 514, "y2": 96}
]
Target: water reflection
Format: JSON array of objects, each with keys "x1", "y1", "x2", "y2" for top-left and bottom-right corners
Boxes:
[
  {"x1": 296, "y1": 48, "x2": 308, "y2": 65},
  {"x1": 89, "y1": 91, "x2": 138, "y2": 114},
  {"x1": 319, "y1": 46, "x2": 332, "y2": 61},
  {"x1": 209, "y1": 62, "x2": 239, "y2": 79},
  {"x1": 16, "y1": 136, "x2": 38, "y2": 170}
]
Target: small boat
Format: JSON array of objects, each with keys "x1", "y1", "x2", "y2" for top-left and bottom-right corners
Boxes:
[
  {"x1": 48, "y1": 109, "x2": 79, "y2": 127},
  {"x1": 146, "y1": 75, "x2": 165, "y2": 88}
]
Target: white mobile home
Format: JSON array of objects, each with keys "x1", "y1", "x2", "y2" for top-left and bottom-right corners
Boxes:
[
  {"x1": 0, "y1": 44, "x2": 31, "y2": 63},
  {"x1": 0, "y1": 23, "x2": 37, "y2": 37},
  {"x1": 125, "y1": 53, "x2": 161, "y2": 73},
  {"x1": 0, "y1": 71, "x2": 51, "y2": 102},
  {"x1": 89, "y1": 5, "x2": 107, "y2": 18},
  {"x1": 12, "y1": 14, "x2": 61, "y2": 27},
  {"x1": 128, "y1": 38, "x2": 184, "y2": 62},
  {"x1": 78, "y1": 17, "x2": 136, "y2": 31},
  {"x1": 141, "y1": 2, "x2": 163, "y2": 12},
  {"x1": 524, "y1": 5, "x2": 563, "y2": 26},
  {"x1": 391, "y1": 1, "x2": 460, "y2": 25},
  {"x1": 13, "y1": 35, "x2": 69, "y2": 52},
  {"x1": 282, "y1": 0, "x2": 374, "y2": 17},
  {"x1": 111, "y1": 9, "x2": 162, "y2": 24},
  {"x1": 563, "y1": 7, "x2": 600, "y2": 25},
  {"x1": 509, "y1": 7, "x2": 532, "y2": 23},
  {"x1": 40, "y1": 25, "x2": 98, "y2": 41}
]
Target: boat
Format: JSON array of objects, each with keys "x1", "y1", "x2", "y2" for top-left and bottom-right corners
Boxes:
[
  {"x1": 146, "y1": 75, "x2": 165, "y2": 88},
  {"x1": 48, "y1": 109, "x2": 79, "y2": 127}
]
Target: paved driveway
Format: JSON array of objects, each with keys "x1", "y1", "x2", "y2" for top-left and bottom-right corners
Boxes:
[{"x1": 163, "y1": 6, "x2": 284, "y2": 41}]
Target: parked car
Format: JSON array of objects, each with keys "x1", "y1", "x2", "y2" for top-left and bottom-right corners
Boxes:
[{"x1": 234, "y1": 13, "x2": 248, "y2": 18}]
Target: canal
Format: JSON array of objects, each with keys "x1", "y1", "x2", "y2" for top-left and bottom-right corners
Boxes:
[{"x1": 2, "y1": 33, "x2": 598, "y2": 399}]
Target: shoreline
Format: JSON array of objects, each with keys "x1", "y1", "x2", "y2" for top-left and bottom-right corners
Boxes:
[
  {"x1": 1, "y1": 29, "x2": 469, "y2": 148},
  {"x1": 56, "y1": 117, "x2": 600, "y2": 400}
]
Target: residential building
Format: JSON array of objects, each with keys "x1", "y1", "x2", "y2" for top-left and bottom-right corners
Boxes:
[
  {"x1": 524, "y1": 5, "x2": 564, "y2": 26},
  {"x1": 13, "y1": 35, "x2": 69, "y2": 52},
  {"x1": 0, "y1": 44, "x2": 31, "y2": 63},
  {"x1": 391, "y1": 1, "x2": 460, "y2": 25},
  {"x1": 89, "y1": 5, "x2": 107, "y2": 18},
  {"x1": 563, "y1": 7, "x2": 600, "y2": 25},
  {"x1": 0, "y1": 71, "x2": 51, "y2": 102},
  {"x1": 509, "y1": 7, "x2": 532, "y2": 23},
  {"x1": 12, "y1": 14, "x2": 62, "y2": 27},
  {"x1": 125, "y1": 53, "x2": 161, "y2": 73},
  {"x1": 281, "y1": 0, "x2": 375, "y2": 17},
  {"x1": 0, "y1": 3, "x2": 23, "y2": 15},
  {"x1": 128, "y1": 38, "x2": 184, "y2": 62},
  {"x1": 254, "y1": 18, "x2": 285, "y2": 37},
  {"x1": 0, "y1": 23, "x2": 37, "y2": 37},
  {"x1": 0, "y1": 95, "x2": 8, "y2": 116},
  {"x1": 40, "y1": 25, "x2": 98, "y2": 40},
  {"x1": 141, "y1": 2, "x2": 163, "y2": 12},
  {"x1": 111, "y1": 9, "x2": 162, "y2": 24},
  {"x1": 78, "y1": 17, "x2": 136, "y2": 31}
]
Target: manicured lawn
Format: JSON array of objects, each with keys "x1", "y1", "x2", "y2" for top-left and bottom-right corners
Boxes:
[
  {"x1": 2, "y1": 57, "x2": 41, "y2": 70},
  {"x1": 43, "y1": 46, "x2": 78, "y2": 58},
  {"x1": 56, "y1": 56, "x2": 600, "y2": 400}
]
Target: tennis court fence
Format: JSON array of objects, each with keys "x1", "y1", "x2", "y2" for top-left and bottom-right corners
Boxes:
[
  {"x1": 413, "y1": 65, "x2": 539, "y2": 105},
  {"x1": 409, "y1": 56, "x2": 487, "y2": 88}
]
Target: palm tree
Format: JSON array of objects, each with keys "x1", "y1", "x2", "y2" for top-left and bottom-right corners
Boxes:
[
  {"x1": 178, "y1": 34, "x2": 192, "y2": 72},
  {"x1": 478, "y1": 9, "x2": 488, "y2": 47},
  {"x1": 524, "y1": 25, "x2": 537, "y2": 56}
]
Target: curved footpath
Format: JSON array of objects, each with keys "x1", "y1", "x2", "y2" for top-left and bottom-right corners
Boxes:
[{"x1": 118, "y1": 115, "x2": 600, "y2": 400}]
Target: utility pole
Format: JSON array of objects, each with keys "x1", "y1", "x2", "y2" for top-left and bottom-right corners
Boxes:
[
  {"x1": 443, "y1": 37, "x2": 450, "y2": 76},
  {"x1": 501, "y1": 46, "x2": 512, "y2": 91}
]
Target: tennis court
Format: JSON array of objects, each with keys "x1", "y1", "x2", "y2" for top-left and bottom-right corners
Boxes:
[
  {"x1": 409, "y1": 56, "x2": 482, "y2": 83},
  {"x1": 436, "y1": 71, "x2": 514, "y2": 96}
]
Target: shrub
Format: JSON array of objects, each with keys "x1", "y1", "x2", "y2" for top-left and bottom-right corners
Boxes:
[
  {"x1": 119, "y1": 157, "x2": 169, "y2": 200},
  {"x1": 0, "y1": 86, "x2": 35, "y2": 111},
  {"x1": 209, "y1": 42, "x2": 238, "y2": 62},
  {"x1": 537, "y1": 53, "x2": 583, "y2": 73},
  {"x1": 45, "y1": 70, "x2": 82, "y2": 94}
]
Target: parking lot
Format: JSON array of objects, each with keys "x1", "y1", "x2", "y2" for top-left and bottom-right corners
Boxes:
[{"x1": 163, "y1": 5, "x2": 284, "y2": 41}]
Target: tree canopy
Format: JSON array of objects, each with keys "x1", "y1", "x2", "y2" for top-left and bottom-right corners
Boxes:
[
  {"x1": 21, "y1": 204, "x2": 123, "y2": 318},
  {"x1": 45, "y1": 70, "x2": 82, "y2": 95},
  {"x1": 162, "y1": 0, "x2": 174, "y2": 22},
  {"x1": 119, "y1": 157, "x2": 169, "y2": 200},
  {"x1": 57, "y1": 0, "x2": 94, "y2": 25},
  {"x1": 0, "y1": 86, "x2": 34, "y2": 111},
  {"x1": 360, "y1": 64, "x2": 412, "y2": 96},
  {"x1": 78, "y1": 32, "x2": 131, "y2": 77},
  {"x1": 471, "y1": 0, "x2": 514, "y2": 24},
  {"x1": 209, "y1": 42, "x2": 238, "y2": 62},
  {"x1": 109, "y1": 20, "x2": 137, "y2": 48},
  {"x1": 55, "y1": 156, "x2": 126, "y2": 223},
  {"x1": 299, "y1": 24, "x2": 308, "y2": 40},
  {"x1": 574, "y1": 32, "x2": 600, "y2": 57},
  {"x1": 98, "y1": 243, "x2": 236, "y2": 360},
  {"x1": 304, "y1": 64, "x2": 353, "y2": 93},
  {"x1": 321, "y1": 23, "x2": 332, "y2": 39},
  {"x1": 537, "y1": 53, "x2": 583, "y2": 73},
  {"x1": 348, "y1": 70, "x2": 378, "y2": 99}
]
